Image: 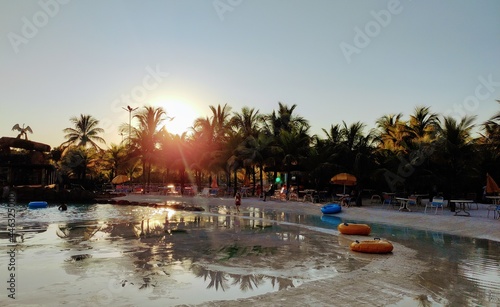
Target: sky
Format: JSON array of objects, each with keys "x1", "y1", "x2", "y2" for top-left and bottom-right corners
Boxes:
[{"x1": 1, "y1": 0, "x2": 500, "y2": 149}]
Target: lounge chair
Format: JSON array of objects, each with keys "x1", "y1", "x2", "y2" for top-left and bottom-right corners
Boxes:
[
  {"x1": 425, "y1": 196, "x2": 444, "y2": 214},
  {"x1": 382, "y1": 193, "x2": 396, "y2": 209},
  {"x1": 487, "y1": 204, "x2": 500, "y2": 219}
]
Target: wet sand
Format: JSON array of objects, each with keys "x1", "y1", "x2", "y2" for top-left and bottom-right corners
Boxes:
[{"x1": 113, "y1": 193, "x2": 500, "y2": 306}]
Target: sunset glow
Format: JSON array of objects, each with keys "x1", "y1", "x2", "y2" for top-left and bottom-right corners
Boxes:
[{"x1": 152, "y1": 99, "x2": 201, "y2": 136}]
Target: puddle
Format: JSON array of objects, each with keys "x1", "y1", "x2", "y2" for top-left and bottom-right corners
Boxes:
[
  {"x1": 1, "y1": 202, "x2": 499, "y2": 306},
  {"x1": 0, "y1": 203, "x2": 367, "y2": 305}
]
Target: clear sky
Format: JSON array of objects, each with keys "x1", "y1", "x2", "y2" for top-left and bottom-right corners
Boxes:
[{"x1": 1, "y1": 0, "x2": 499, "y2": 149}]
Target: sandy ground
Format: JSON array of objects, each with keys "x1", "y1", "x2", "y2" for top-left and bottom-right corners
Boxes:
[{"x1": 113, "y1": 193, "x2": 500, "y2": 307}]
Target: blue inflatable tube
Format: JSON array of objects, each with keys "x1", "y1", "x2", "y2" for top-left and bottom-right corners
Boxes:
[
  {"x1": 28, "y1": 201, "x2": 48, "y2": 209},
  {"x1": 321, "y1": 203, "x2": 342, "y2": 214}
]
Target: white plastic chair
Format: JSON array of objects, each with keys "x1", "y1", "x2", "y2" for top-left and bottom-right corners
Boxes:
[
  {"x1": 487, "y1": 205, "x2": 500, "y2": 219},
  {"x1": 425, "y1": 196, "x2": 444, "y2": 214}
]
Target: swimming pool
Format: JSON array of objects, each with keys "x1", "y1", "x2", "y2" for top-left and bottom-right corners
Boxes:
[{"x1": 1, "y1": 202, "x2": 499, "y2": 306}]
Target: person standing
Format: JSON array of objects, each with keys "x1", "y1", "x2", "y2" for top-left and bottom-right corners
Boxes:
[
  {"x1": 235, "y1": 192, "x2": 241, "y2": 212},
  {"x1": 262, "y1": 184, "x2": 272, "y2": 201}
]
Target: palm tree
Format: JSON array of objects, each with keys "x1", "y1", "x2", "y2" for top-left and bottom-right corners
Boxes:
[
  {"x1": 59, "y1": 146, "x2": 98, "y2": 181},
  {"x1": 129, "y1": 106, "x2": 167, "y2": 192},
  {"x1": 166, "y1": 132, "x2": 195, "y2": 195},
  {"x1": 62, "y1": 114, "x2": 105, "y2": 150},
  {"x1": 262, "y1": 102, "x2": 309, "y2": 137},
  {"x1": 482, "y1": 100, "x2": 500, "y2": 155},
  {"x1": 373, "y1": 113, "x2": 407, "y2": 153},
  {"x1": 433, "y1": 115, "x2": 478, "y2": 196},
  {"x1": 234, "y1": 132, "x2": 276, "y2": 195},
  {"x1": 277, "y1": 127, "x2": 312, "y2": 191},
  {"x1": 102, "y1": 143, "x2": 127, "y2": 181},
  {"x1": 479, "y1": 100, "x2": 500, "y2": 181},
  {"x1": 407, "y1": 106, "x2": 439, "y2": 147},
  {"x1": 262, "y1": 102, "x2": 310, "y2": 184},
  {"x1": 230, "y1": 107, "x2": 264, "y2": 193},
  {"x1": 192, "y1": 104, "x2": 234, "y2": 187},
  {"x1": 230, "y1": 107, "x2": 262, "y2": 139}
]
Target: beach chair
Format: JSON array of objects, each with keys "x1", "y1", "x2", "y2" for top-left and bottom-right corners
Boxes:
[
  {"x1": 288, "y1": 188, "x2": 299, "y2": 201},
  {"x1": 487, "y1": 205, "x2": 500, "y2": 219},
  {"x1": 408, "y1": 195, "x2": 418, "y2": 209},
  {"x1": 382, "y1": 193, "x2": 396, "y2": 209},
  {"x1": 199, "y1": 188, "x2": 210, "y2": 197},
  {"x1": 370, "y1": 194, "x2": 381, "y2": 204},
  {"x1": 425, "y1": 196, "x2": 444, "y2": 214}
]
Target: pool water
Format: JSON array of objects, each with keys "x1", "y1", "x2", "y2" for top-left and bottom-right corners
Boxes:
[{"x1": 1, "y1": 202, "x2": 500, "y2": 306}]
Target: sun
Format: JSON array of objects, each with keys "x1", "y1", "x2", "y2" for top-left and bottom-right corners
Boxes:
[{"x1": 151, "y1": 99, "x2": 201, "y2": 135}]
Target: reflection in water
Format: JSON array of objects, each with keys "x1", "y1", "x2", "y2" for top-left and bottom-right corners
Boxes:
[
  {"x1": 191, "y1": 264, "x2": 294, "y2": 292},
  {"x1": 57, "y1": 223, "x2": 102, "y2": 242},
  {"x1": 348, "y1": 220, "x2": 500, "y2": 306},
  {"x1": 68, "y1": 254, "x2": 93, "y2": 261},
  {"x1": 1, "y1": 202, "x2": 499, "y2": 306}
]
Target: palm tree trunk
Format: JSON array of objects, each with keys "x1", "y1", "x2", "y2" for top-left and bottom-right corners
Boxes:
[
  {"x1": 259, "y1": 164, "x2": 264, "y2": 198},
  {"x1": 142, "y1": 160, "x2": 146, "y2": 194},
  {"x1": 233, "y1": 170, "x2": 238, "y2": 197},
  {"x1": 147, "y1": 161, "x2": 152, "y2": 193},
  {"x1": 252, "y1": 166, "x2": 256, "y2": 196}
]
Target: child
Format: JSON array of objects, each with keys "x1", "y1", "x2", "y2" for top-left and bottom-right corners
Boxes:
[{"x1": 235, "y1": 192, "x2": 241, "y2": 212}]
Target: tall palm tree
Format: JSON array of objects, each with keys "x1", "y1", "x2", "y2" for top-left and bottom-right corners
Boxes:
[
  {"x1": 434, "y1": 115, "x2": 478, "y2": 196},
  {"x1": 230, "y1": 107, "x2": 264, "y2": 192},
  {"x1": 192, "y1": 104, "x2": 234, "y2": 187},
  {"x1": 277, "y1": 127, "x2": 312, "y2": 191},
  {"x1": 129, "y1": 106, "x2": 167, "y2": 192},
  {"x1": 234, "y1": 132, "x2": 276, "y2": 195},
  {"x1": 62, "y1": 114, "x2": 105, "y2": 150},
  {"x1": 208, "y1": 103, "x2": 233, "y2": 142},
  {"x1": 262, "y1": 102, "x2": 310, "y2": 184}
]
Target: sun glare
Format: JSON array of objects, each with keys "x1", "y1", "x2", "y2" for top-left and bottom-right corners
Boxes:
[{"x1": 151, "y1": 99, "x2": 201, "y2": 136}]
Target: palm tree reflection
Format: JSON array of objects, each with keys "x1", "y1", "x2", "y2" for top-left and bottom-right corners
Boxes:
[{"x1": 191, "y1": 265, "x2": 294, "y2": 292}]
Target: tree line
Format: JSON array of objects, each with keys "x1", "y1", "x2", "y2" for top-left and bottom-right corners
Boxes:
[{"x1": 52, "y1": 101, "x2": 500, "y2": 199}]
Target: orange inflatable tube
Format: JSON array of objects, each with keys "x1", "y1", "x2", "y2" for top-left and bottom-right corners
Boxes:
[
  {"x1": 350, "y1": 238, "x2": 394, "y2": 254},
  {"x1": 337, "y1": 223, "x2": 371, "y2": 235}
]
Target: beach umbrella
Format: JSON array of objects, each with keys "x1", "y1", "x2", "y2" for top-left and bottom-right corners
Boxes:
[
  {"x1": 331, "y1": 172, "x2": 357, "y2": 194},
  {"x1": 112, "y1": 175, "x2": 130, "y2": 184},
  {"x1": 486, "y1": 173, "x2": 500, "y2": 194}
]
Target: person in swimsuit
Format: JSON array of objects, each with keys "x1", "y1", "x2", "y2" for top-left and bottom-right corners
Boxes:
[{"x1": 235, "y1": 192, "x2": 241, "y2": 212}]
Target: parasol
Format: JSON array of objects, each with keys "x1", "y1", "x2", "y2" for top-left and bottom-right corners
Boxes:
[
  {"x1": 486, "y1": 173, "x2": 500, "y2": 194},
  {"x1": 331, "y1": 172, "x2": 357, "y2": 194},
  {"x1": 112, "y1": 175, "x2": 130, "y2": 184}
]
